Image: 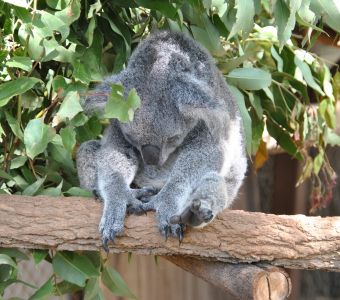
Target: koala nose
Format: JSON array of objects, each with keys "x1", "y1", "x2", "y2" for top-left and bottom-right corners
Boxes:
[{"x1": 141, "y1": 145, "x2": 160, "y2": 165}]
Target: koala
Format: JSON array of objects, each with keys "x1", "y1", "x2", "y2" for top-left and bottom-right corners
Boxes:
[{"x1": 76, "y1": 31, "x2": 247, "y2": 250}]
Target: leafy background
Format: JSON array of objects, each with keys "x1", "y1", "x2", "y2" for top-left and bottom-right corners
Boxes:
[{"x1": 0, "y1": 0, "x2": 340, "y2": 298}]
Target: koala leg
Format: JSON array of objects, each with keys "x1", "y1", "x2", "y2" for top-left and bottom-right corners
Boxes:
[
  {"x1": 76, "y1": 140, "x2": 102, "y2": 200},
  {"x1": 96, "y1": 144, "x2": 140, "y2": 251},
  {"x1": 140, "y1": 181, "x2": 189, "y2": 242},
  {"x1": 170, "y1": 172, "x2": 227, "y2": 228}
]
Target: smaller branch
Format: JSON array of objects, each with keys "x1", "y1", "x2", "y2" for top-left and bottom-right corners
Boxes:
[{"x1": 165, "y1": 256, "x2": 291, "y2": 300}]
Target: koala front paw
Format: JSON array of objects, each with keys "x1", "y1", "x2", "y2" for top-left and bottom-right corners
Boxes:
[
  {"x1": 157, "y1": 206, "x2": 186, "y2": 243},
  {"x1": 170, "y1": 199, "x2": 214, "y2": 227},
  {"x1": 99, "y1": 211, "x2": 125, "y2": 252}
]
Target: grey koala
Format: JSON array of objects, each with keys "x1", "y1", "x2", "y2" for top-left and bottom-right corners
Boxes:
[{"x1": 76, "y1": 31, "x2": 247, "y2": 250}]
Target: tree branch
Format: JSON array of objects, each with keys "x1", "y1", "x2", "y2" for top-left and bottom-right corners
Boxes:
[
  {"x1": 0, "y1": 195, "x2": 339, "y2": 272},
  {"x1": 165, "y1": 256, "x2": 292, "y2": 300}
]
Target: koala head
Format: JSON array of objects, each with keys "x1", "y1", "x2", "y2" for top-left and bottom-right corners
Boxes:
[{"x1": 119, "y1": 102, "x2": 197, "y2": 166}]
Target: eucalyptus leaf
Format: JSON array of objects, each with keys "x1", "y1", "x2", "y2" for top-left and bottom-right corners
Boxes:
[
  {"x1": 24, "y1": 119, "x2": 55, "y2": 159},
  {"x1": 228, "y1": 0, "x2": 255, "y2": 40},
  {"x1": 226, "y1": 68, "x2": 272, "y2": 90},
  {"x1": 294, "y1": 56, "x2": 324, "y2": 95},
  {"x1": 32, "y1": 250, "x2": 49, "y2": 265},
  {"x1": 104, "y1": 85, "x2": 141, "y2": 122},
  {"x1": 52, "y1": 252, "x2": 100, "y2": 287},
  {"x1": 6, "y1": 56, "x2": 32, "y2": 72},
  {"x1": 0, "y1": 254, "x2": 17, "y2": 269},
  {"x1": 22, "y1": 176, "x2": 46, "y2": 196},
  {"x1": 0, "y1": 248, "x2": 29, "y2": 261},
  {"x1": 229, "y1": 86, "x2": 252, "y2": 155},
  {"x1": 101, "y1": 266, "x2": 136, "y2": 299},
  {"x1": 55, "y1": 91, "x2": 83, "y2": 123},
  {"x1": 0, "y1": 77, "x2": 41, "y2": 102},
  {"x1": 29, "y1": 277, "x2": 53, "y2": 300}
]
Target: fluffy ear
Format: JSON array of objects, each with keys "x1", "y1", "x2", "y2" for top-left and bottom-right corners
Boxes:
[{"x1": 171, "y1": 76, "x2": 229, "y2": 139}]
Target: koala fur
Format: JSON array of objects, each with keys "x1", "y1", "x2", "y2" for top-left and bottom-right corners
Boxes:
[{"x1": 76, "y1": 31, "x2": 247, "y2": 249}]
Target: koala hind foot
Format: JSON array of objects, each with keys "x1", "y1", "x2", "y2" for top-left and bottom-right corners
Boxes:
[
  {"x1": 127, "y1": 186, "x2": 158, "y2": 215},
  {"x1": 170, "y1": 199, "x2": 214, "y2": 227}
]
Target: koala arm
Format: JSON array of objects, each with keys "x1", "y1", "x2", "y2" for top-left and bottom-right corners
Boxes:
[
  {"x1": 142, "y1": 124, "x2": 246, "y2": 239},
  {"x1": 94, "y1": 123, "x2": 144, "y2": 250}
]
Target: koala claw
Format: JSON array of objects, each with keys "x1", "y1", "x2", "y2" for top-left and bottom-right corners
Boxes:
[
  {"x1": 159, "y1": 222, "x2": 185, "y2": 243},
  {"x1": 176, "y1": 224, "x2": 185, "y2": 244},
  {"x1": 92, "y1": 189, "x2": 103, "y2": 202},
  {"x1": 102, "y1": 237, "x2": 110, "y2": 253},
  {"x1": 99, "y1": 213, "x2": 124, "y2": 252},
  {"x1": 164, "y1": 225, "x2": 170, "y2": 241}
]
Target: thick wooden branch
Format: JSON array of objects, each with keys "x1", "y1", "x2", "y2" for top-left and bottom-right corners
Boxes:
[
  {"x1": 165, "y1": 256, "x2": 291, "y2": 300},
  {"x1": 0, "y1": 195, "x2": 340, "y2": 272}
]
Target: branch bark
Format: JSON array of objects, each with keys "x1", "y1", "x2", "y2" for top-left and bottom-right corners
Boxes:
[
  {"x1": 165, "y1": 256, "x2": 291, "y2": 300},
  {"x1": 0, "y1": 195, "x2": 340, "y2": 272}
]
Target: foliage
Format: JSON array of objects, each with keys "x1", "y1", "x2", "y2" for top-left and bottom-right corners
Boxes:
[{"x1": 0, "y1": 0, "x2": 340, "y2": 297}]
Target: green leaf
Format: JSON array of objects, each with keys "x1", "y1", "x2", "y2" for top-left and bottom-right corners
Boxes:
[
  {"x1": 319, "y1": 99, "x2": 336, "y2": 129},
  {"x1": 84, "y1": 278, "x2": 104, "y2": 300},
  {"x1": 22, "y1": 176, "x2": 46, "y2": 196},
  {"x1": 0, "y1": 169, "x2": 13, "y2": 180},
  {"x1": 54, "y1": 281, "x2": 82, "y2": 295},
  {"x1": 5, "y1": 111, "x2": 24, "y2": 140},
  {"x1": 55, "y1": 0, "x2": 81, "y2": 25},
  {"x1": 250, "y1": 112, "x2": 264, "y2": 155},
  {"x1": 266, "y1": 119, "x2": 302, "y2": 160},
  {"x1": 32, "y1": 250, "x2": 49, "y2": 265},
  {"x1": 46, "y1": 0, "x2": 71, "y2": 10},
  {"x1": 32, "y1": 11, "x2": 70, "y2": 42},
  {"x1": 293, "y1": 56, "x2": 324, "y2": 95},
  {"x1": 6, "y1": 56, "x2": 32, "y2": 72},
  {"x1": 248, "y1": 93, "x2": 263, "y2": 119},
  {"x1": 274, "y1": 0, "x2": 302, "y2": 49},
  {"x1": 49, "y1": 138, "x2": 75, "y2": 171},
  {"x1": 0, "y1": 248, "x2": 29, "y2": 260},
  {"x1": 135, "y1": 0, "x2": 179, "y2": 18},
  {"x1": 311, "y1": 0, "x2": 340, "y2": 32},
  {"x1": 313, "y1": 149, "x2": 324, "y2": 175},
  {"x1": 60, "y1": 127, "x2": 76, "y2": 153},
  {"x1": 298, "y1": 0, "x2": 316, "y2": 24},
  {"x1": 24, "y1": 119, "x2": 55, "y2": 159},
  {"x1": 229, "y1": 86, "x2": 252, "y2": 155},
  {"x1": 104, "y1": 85, "x2": 141, "y2": 122},
  {"x1": 55, "y1": 91, "x2": 83, "y2": 124},
  {"x1": 271, "y1": 46, "x2": 283, "y2": 72},
  {"x1": 10, "y1": 156, "x2": 28, "y2": 169},
  {"x1": 191, "y1": 14, "x2": 223, "y2": 55},
  {"x1": 101, "y1": 266, "x2": 136, "y2": 299},
  {"x1": 0, "y1": 254, "x2": 17, "y2": 269},
  {"x1": 228, "y1": 0, "x2": 255, "y2": 40},
  {"x1": 38, "y1": 181, "x2": 63, "y2": 197},
  {"x1": 226, "y1": 68, "x2": 272, "y2": 90},
  {"x1": 325, "y1": 131, "x2": 340, "y2": 146},
  {"x1": 29, "y1": 277, "x2": 53, "y2": 300},
  {"x1": 65, "y1": 187, "x2": 92, "y2": 197},
  {"x1": 52, "y1": 252, "x2": 100, "y2": 287}
]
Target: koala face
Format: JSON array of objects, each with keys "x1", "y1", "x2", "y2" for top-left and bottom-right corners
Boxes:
[{"x1": 120, "y1": 105, "x2": 196, "y2": 166}]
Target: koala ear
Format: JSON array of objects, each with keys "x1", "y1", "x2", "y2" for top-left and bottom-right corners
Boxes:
[{"x1": 171, "y1": 76, "x2": 228, "y2": 138}]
